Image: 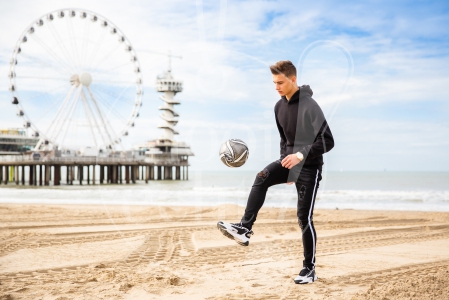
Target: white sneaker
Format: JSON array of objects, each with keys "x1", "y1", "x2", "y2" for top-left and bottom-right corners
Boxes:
[
  {"x1": 294, "y1": 267, "x2": 317, "y2": 284},
  {"x1": 217, "y1": 221, "x2": 254, "y2": 246}
]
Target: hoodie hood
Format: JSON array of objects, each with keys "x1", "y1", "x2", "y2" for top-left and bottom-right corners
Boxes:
[
  {"x1": 281, "y1": 84, "x2": 313, "y2": 104},
  {"x1": 299, "y1": 84, "x2": 313, "y2": 98},
  {"x1": 281, "y1": 85, "x2": 313, "y2": 104}
]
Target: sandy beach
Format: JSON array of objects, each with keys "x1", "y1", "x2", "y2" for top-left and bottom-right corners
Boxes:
[{"x1": 0, "y1": 203, "x2": 448, "y2": 299}]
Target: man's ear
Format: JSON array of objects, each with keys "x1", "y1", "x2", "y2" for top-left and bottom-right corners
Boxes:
[{"x1": 289, "y1": 75, "x2": 297, "y2": 84}]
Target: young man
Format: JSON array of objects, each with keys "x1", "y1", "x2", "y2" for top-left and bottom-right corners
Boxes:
[{"x1": 217, "y1": 60, "x2": 334, "y2": 284}]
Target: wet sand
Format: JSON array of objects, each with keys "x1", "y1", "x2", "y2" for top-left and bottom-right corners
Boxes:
[{"x1": 0, "y1": 203, "x2": 448, "y2": 299}]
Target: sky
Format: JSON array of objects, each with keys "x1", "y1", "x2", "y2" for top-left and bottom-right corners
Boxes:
[{"x1": 0, "y1": 0, "x2": 448, "y2": 171}]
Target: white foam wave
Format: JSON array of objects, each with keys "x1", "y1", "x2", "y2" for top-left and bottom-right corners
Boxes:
[{"x1": 1, "y1": 186, "x2": 448, "y2": 211}]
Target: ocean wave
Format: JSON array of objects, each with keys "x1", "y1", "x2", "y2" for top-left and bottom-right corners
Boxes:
[{"x1": 1, "y1": 186, "x2": 448, "y2": 212}]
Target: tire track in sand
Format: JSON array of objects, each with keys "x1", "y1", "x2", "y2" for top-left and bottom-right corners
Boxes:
[{"x1": 1, "y1": 224, "x2": 448, "y2": 286}]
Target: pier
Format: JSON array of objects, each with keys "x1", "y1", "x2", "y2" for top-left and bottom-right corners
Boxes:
[
  {"x1": 0, "y1": 155, "x2": 189, "y2": 186},
  {"x1": 2, "y1": 50, "x2": 193, "y2": 187}
]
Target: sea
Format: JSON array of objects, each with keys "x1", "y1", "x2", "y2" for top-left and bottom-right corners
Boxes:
[{"x1": 1, "y1": 170, "x2": 448, "y2": 212}]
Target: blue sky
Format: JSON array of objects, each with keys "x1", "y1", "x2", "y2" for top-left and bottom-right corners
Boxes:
[{"x1": 0, "y1": 0, "x2": 448, "y2": 171}]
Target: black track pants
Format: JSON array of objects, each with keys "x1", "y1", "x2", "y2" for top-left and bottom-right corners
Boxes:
[{"x1": 240, "y1": 159, "x2": 322, "y2": 269}]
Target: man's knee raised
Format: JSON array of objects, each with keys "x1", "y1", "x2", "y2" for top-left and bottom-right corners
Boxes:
[{"x1": 254, "y1": 168, "x2": 270, "y2": 186}]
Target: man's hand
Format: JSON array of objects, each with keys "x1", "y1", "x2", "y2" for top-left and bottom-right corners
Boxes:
[{"x1": 281, "y1": 153, "x2": 301, "y2": 169}]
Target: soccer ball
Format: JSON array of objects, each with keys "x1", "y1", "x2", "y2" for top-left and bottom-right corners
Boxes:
[{"x1": 219, "y1": 139, "x2": 249, "y2": 168}]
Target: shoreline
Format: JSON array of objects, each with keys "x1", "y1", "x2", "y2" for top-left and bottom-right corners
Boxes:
[{"x1": 0, "y1": 199, "x2": 448, "y2": 214}]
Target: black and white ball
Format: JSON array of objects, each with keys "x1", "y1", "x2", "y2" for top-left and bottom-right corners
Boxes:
[{"x1": 219, "y1": 139, "x2": 249, "y2": 168}]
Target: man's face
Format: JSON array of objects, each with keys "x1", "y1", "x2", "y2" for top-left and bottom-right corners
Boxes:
[{"x1": 272, "y1": 74, "x2": 296, "y2": 96}]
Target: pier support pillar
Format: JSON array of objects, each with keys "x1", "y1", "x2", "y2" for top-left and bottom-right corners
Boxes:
[
  {"x1": 157, "y1": 166, "x2": 162, "y2": 180},
  {"x1": 131, "y1": 166, "x2": 135, "y2": 183},
  {"x1": 110, "y1": 166, "x2": 113, "y2": 183},
  {"x1": 125, "y1": 166, "x2": 130, "y2": 184},
  {"x1": 79, "y1": 165, "x2": 83, "y2": 185},
  {"x1": 71, "y1": 166, "x2": 74, "y2": 185},
  {"x1": 131, "y1": 166, "x2": 136, "y2": 184},
  {"x1": 21, "y1": 166, "x2": 25, "y2": 185},
  {"x1": 100, "y1": 166, "x2": 104, "y2": 184},
  {"x1": 92, "y1": 165, "x2": 96, "y2": 185},
  {"x1": 176, "y1": 166, "x2": 180, "y2": 180},
  {"x1": 29, "y1": 165, "x2": 33, "y2": 186},
  {"x1": 15, "y1": 166, "x2": 19, "y2": 185},
  {"x1": 112, "y1": 165, "x2": 116, "y2": 184},
  {"x1": 4, "y1": 165, "x2": 9, "y2": 185},
  {"x1": 32, "y1": 165, "x2": 36, "y2": 186},
  {"x1": 168, "y1": 166, "x2": 172, "y2": 180},
  {"x1": 45, "y1": 165, "x2": 50, "y2": 186},
  {"x1": 145, "y1": 166, "x2": 149, "y2": 183},
  {"x1": 54, "y1": 165, "x2": 60, "y2": 186},
  {"x1": 118, "y1": 165, "x2": 121, "y2": 183},
  {"x1": 39, "y1": 165, "x2": 43, "y2": 186}
]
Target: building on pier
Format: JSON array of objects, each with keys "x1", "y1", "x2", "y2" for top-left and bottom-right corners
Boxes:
[{"x1": 0, "y1": 128, "x2": 39, "y2": 155}]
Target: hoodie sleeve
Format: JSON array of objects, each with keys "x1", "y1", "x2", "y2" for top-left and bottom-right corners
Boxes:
[
  {"x1": 298, "y1": 104, "x2": 334, "y2": 160},
  {"x1": 275, "y1": 108, "x2": 287, "y2": 158}
]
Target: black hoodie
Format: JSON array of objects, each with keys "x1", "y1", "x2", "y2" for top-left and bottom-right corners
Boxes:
[{"x1": 274, "y1": 85, "x2": 334, "y2": 170}]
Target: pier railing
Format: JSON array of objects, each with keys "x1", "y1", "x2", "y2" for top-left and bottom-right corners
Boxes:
[{"x1": 0, "y1": 155, "x2": 188, "y2": 165}]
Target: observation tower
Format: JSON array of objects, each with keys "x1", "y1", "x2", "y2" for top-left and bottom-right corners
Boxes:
[
  {"x1": 156, "y1": 61, "x2": 182, "y2": 141},
  {"x1": 135, "y1": 52, "x2": 194, "y2": 180}
]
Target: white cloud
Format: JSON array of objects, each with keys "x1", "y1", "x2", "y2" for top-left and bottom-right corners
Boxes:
[{"x1": 0, "y1": 0, "x2": 448, "y2": 171}]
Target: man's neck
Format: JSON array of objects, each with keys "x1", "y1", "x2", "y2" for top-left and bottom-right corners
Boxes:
[{"x1": 286, "y1": 86, "x2": 299, "y2": 101}]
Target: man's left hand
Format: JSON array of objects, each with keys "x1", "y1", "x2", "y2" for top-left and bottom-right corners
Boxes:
[{"x1": 281, "y1": 154, "x2": 301, "y2": 169}]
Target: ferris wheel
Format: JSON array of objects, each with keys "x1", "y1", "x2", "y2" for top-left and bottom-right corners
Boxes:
[{"x1": 9, "y1": 8, "x2": 143, "y2": 153}]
